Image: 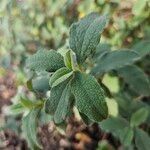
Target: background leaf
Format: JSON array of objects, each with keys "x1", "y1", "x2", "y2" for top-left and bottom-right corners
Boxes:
[
  {"x1": 100, "y1": 117, "x2": 129, "y2": 134},
  {"x1": 130, "y1": 108, "x2": 149, "y2": 127},
  {"x1": 32, "y1": 74, "x2": 50, "y2": 93},
  {"x1": 135, "y1": 128, "x2": 150, "y2": 150},
  {"x1": 93, "y1": 43, "x2": 111, "y2": 60},
  {"x1": 22, "y1": 108, "x2": 42, "y2": 149},
  {"x1": 117, "y1": 65, "x2": 150, "y2": 96},
  {"x1": 117, "y1": 127, "x2": 134, "y2": 146},
  {"x1": 132, "y1": 40, "x2": 150, "y2": 57},
  {"x1": 91, "y1": 50, "x2": 139, "y2": 76},
  {"x1": 100, "y1": 117, "x2": 132, "y2": 146}
]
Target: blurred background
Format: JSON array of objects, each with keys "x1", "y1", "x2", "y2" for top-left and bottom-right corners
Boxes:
[{"x1": 0, "y1": 0, "x2": 150, "y2": 149}]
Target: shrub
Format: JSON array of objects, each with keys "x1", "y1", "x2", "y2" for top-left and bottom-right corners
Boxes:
[{"x1": 10, "y1": 12, "x2": 150, "y2": 150}]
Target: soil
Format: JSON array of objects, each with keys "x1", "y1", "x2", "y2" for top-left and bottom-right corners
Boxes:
[{"x1": 0, "y1": 70, "x2": 16, "y2": 112}]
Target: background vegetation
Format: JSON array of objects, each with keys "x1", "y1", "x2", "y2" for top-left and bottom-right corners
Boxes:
[{"x1": 0, "y1": 0, "x2": 150, "y2": 149}]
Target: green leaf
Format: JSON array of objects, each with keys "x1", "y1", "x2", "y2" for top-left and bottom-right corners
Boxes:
[
  {"x1": 100, "y1": 117, "x2": 132, "y2": 145},
  {"x1": 97, "y1": 140, "x2": 115, "y2": 150},
  {"x1": 94, "y1": 43, "x2": 111, "y2": 60},
  {"x1": 26, "y1": 50, "x2": 64, "y2": 72},
  {"x1": 70, "y1": 13, "x2": 99, "y2": 59},
  {"x1": 10, "y1": 103, "x2": 25, "y2": 114},
  {"x1": 64, "y1": 50, "x2": 72, "y2": 69},
  {"x1": 117, "y1": 65, "x2": 150, "y2": 96},
  {"x1": 100, "y1": 117, "x2": 129, "y2": 134},
  {"x1": 27, "y1": 78, "x2": 33, "y2": 91},
  {"x1": 69, "y1": 13, "x2": 108, "y2": 63},
  {"x1": 50, "y1": 67, "x2": 73, "y2": 88},
  {"x1": 26, "y1": 71, "x2": 35, "y2": 91},
  {"x1": 32, "y1": 75, "x2": 50, "y2": 92},
  {"x1": 45, "y1": 79, "x2": 70, "y2": 115},
  {"x1": 133, "y1": 40, "x2": 150, "y2": 57},
  {"x1": 91, "y1": 50, "x2": 139, "y2": 75},
  {"x1": 117, "y1": 127, "x2": 134, "y2": 146},
  {"x1": 54, "y1": 83, "x2": 72, "y2": 124},
  {"x1": 64, "y1": 49, "x2": 79, "y2": 71},
  {"x1": 130, "y1": 108, "x2": 149, "y2": 127},
  {"x1": 20, "y1": 97, "x2": 34, "y2": 109},
  {"x1": 51, "y1": 71, "x2": 73, "y2": 88},
  {"x1": 71, "y1": 72, "x2": 108, "y2": 122},
  {"x1": 20, "y1": 97, "x2": 43, "y2": 110},
  {"x1": 135, "y1": 128, "x2": 150, "y2": 150},
  {"x1": 22, "y1": 109, "x2": 42, "y2": 150},
  {"x1": 115, "y1": 92, "x2": 148, "y2": 119}
]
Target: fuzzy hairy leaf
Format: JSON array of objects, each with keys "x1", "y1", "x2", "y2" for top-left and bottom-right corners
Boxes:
[
  {"x1": 45, "y1": 79, "x2": 70, "y2": 115},
  {"x1": 50, "y1": 67, "x2": 73, "y2": 88},
  {"x1": 69, "y1": 13, "x2": 99, "y2": 58},
  {"x1": 69, "y1": 12, "x2": 108, "y2": 63},
  {"x1": 71, "y1": 72, "x2": 108, "y2": 122},
  {"x1": 130, "y1": 108, "x2": 149, "y2": 127},
  {"x1": 51, "y1": 72, "x2": 73, "y2": 88},
  {"x1": 117, "y1": 65, "x2": 150, "y2": 96},
  {"x1": 64, "y1": 50, "x2": 78, "y2": 70},
  {"x1": 135, "y1": 128, "x2": 150, "y2": 150},
  {"x1": 54, "y1": 83, "x2": 72, "y2": 124},
  {"x1": 22, "y1": 109, "x2": 42, "y2": 150},
  {"x1": 64, "y1": 50, "x2": 72, "y2": 69},
  {"x1": 26, "y1": 50, "x2": 64, "y2": 72},
  {"x1": 91, "y1": 50, "x2": 139, "y2": 75},
  {"x1": 51, "y1": 71, "x2": 73, "y2": 88}
]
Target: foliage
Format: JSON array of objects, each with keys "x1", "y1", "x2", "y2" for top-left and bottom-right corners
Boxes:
[{"x1": 0, "y1": 0, "x2": 150, "y2": 150}]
